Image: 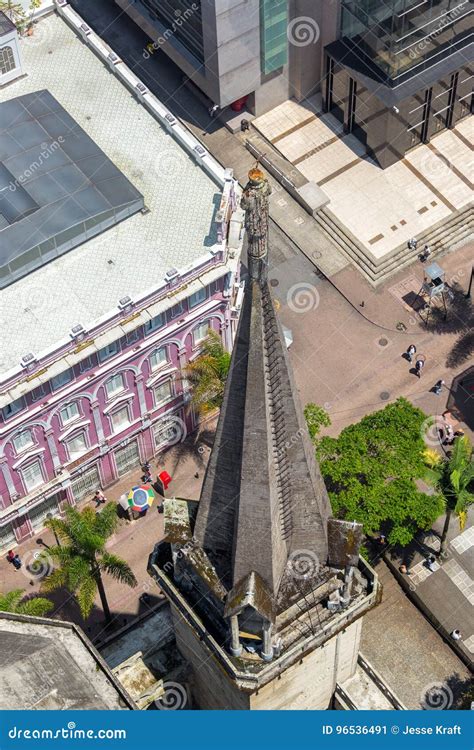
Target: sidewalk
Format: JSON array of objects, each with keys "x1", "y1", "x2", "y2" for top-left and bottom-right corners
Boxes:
[
  {"x1": 0, "y1": 427, "x2": 213, "y2": 643},
  {"x1": 384, "y1": 507, "x2": 474, "y2": 669}
]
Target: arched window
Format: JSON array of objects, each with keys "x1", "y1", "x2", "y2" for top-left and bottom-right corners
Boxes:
[{"x1": 0, "y1": 46, "x2": 16, "y2": 76}]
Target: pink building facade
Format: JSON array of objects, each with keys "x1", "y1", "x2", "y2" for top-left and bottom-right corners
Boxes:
[{"x1": 0, "y1": 185, "x2": 244, "y2": 550}]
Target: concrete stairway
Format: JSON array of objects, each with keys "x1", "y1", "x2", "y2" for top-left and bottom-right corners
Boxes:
[{"x1": 315, "y1": 202, "x2": 474, "y2": 286}]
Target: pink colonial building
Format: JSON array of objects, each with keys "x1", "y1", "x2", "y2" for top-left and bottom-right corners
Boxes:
[{"x1": 0, "y1": 5, "x2": 245, "y2": 550}]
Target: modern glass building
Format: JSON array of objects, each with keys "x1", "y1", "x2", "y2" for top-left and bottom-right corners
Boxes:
[{"x1": 325, "y1": 0, "x2": 473, "y2": 167}]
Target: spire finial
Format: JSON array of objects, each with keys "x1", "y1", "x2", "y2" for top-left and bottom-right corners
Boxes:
[{"x1": 241, "y1": 164, "x2": 272, "y2": 282}]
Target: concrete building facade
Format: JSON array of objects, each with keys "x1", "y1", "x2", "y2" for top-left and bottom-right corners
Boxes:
[{"x1": 117, "y1": 1, "x2": 472, "y2": 167}]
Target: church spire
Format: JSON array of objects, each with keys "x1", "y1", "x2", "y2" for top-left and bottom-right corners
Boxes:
[{"x1": 194, "y1": 167, "x2": 331, "y2": 600}]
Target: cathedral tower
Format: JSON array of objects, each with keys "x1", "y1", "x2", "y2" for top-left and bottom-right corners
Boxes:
[{"x1": 149, "y1": 168, "x2": 380, "y2": 709}]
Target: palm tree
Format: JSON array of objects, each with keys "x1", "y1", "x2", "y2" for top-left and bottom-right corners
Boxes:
[
  {"x1": 41, "y1": 504, "x2": 137, "y2": 623},
  {"x1": 425, "y1": 436, "x2": 474, "y2": 555},
  {"x1": 0, "y1": 589, "x2": 53, "y2": 617},
  {"x1": 183, "y1": 330, "x2": 231, "y2": 418}
]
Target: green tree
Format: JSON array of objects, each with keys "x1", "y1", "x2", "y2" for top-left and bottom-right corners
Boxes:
[
  {"x1": 0, "y1": 588, "x2": 53, "y2": 617},
  {"x1": 0, "y1": 1, "x2": 25, "y2": 26},
  {"x1": 183, "y1": 330, "x2": 231, "y2": 418},
  {"x1": 317, "y1": 398, "x2": 444, "y2": 546},
  {"x1": 41, "y1": 504, "x2": 137, "y2": 623},
  {"x1": 304, "y1": 403, "x2": 331, "y2": 444},
  {"x1": 424, "y1": 435, "x2": 474, "y2": 555}
]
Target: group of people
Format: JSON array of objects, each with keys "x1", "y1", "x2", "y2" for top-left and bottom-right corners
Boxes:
[
  {"x1": 405, "y1": 344, "x2": 426, "y2": 378},
  {"x1": 6, "y1": 550, "x2": 22, "y2": 570}
]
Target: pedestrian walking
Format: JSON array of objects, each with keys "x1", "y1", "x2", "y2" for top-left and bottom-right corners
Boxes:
[
  {"x1": 7, "y1": 549, "x2": 15, "y2": 565},
  {"x1": 426, "y1": 555, "x2": 437, "y2": 572},
  {"x1": 93, "y1": 489, "x2": 106, "y2": 508},
  {"x1": 415, "y1": 358, "x2": 424, "y2": 377},
  {"x1": 450, "y1": 629, "x2": 462, "y2": 641},
  {"x1": 12, "y1": 553, "x2": 22, "y2": 570},
  {"x1": 406, "y1": 344, "x2": 416, "y2": 362},
  {"x1": 444, "y1": 424, "x2": 454, "y2": 445},
  {"x1": 433, "y1": 379, "x2": 445, "y2": 395}
]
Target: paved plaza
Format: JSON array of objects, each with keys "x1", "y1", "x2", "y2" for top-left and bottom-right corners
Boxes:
[{"x1": 253, "y1": 96, "x2": 473, "y2": 260}]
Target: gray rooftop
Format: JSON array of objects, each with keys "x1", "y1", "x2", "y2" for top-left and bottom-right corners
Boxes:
[
  {"x1": 0, "y1": 614, "x2": 134, "y2": 709},
  {"x1": 0, "y1": 11, "x2": 15, "y2": 37},
  {"x1": 0, "y1": 90, "x2": 144, "y2": 288},
  {"x1": 0, "y1": 14, "x2": 220, "y2": 372}
]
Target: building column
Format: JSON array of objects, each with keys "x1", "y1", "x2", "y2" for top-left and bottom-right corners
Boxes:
[
  {"x1": 261, "y1": 622, "x2": 273, "y2": 662},
  {"x1": 45, "y1": 429, "x2": 61, "y2": 472},
  {"x1": 0, "y1": 460, "x2": 17, "y2": 502},
  {"x1": 229, "y1": 615, "x2": 242, "y2": 658},
  {"x1": 135, "y1": 373, "x2": 148, "y2": 418},
  {"x1": 91, "y1": 400, "x2": 105, "y2": 443}
]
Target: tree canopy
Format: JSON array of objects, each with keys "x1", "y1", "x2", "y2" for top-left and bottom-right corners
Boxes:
[
  {"x1": 315, "y1": 398, "x2": 445, "y2": 546},
  {"x1": 0, "y1": 589, "x2": 53, "y2": 617},
  {"x1": 183, "y1": 330, "x2": 231, "y2": 418}
]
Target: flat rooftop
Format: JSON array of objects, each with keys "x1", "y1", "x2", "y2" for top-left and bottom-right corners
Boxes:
[
  {"x1": 0, "y1": 90, "x2": 144, "y2": 288},
  {"x1": 0, "y1": 13, "x2": 220, "y2": 372},
  {"x1": 0, "y1": 614, "x2": 133, "y2": 709}
]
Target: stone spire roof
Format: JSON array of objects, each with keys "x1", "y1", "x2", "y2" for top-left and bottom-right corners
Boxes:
[{"x1": 194, "y1": 167, "x2": 331, "y2": 601}]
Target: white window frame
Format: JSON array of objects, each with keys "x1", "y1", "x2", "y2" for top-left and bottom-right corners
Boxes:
[
  {"x1": 2, "y1": 397, "x2": 25, "y2": 421},
  {"x1": 21, "y1": 459, "x2": 45, "y2": 493},
  {"x1": 51, "y1": 368, "x2": 73, "y2": 392},
  {"x1": 65, "y1": 431, "x2": 89, "y2": 461},
  {"x1": 105, "y1": 373, "x2": 125, "y2": 399},
  {"x1": 79, "y1": 355, "x2": 95, "y2": 373},
  {"x1": 30, "y1": 384, "x2": 48, "y2": 403},
  {"x1": 153, "y1": 379, "x2": 173, "y2": 407},
  {"x1": 150, "y1": 346, "x2": 168, "y2": 372},
  {"x1": 145, "y1": 313, "x2": 165, "y2": 335},
  {"x1": 193, "y1": 320, "x2": 210, "y2": 346},
  {"x1": 110, "y1": 404, "x2": 131, "y2": 434},
  {"x1": 126, "y1": 329, "x2": 140, "y2": 346},
  {"x1": 169, "y1": 302, "x2": 184, "y2": 320},
  {"x1": 13, "y1": 429, "x2": 35, "y2": 454},
  {"x1": 98, "y1": 341, "x2": 121, "y2": 363},
  {"x1": 60, "y1": 401, "x2": 80, "y2": 426},
  {"x1": 189, "y1": 287, "x2": 208, "y2": 308}
]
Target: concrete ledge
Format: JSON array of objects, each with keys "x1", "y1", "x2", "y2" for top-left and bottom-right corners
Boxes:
[
  {"x1": 296, "y1": 181, "x2": 330, "y2": 215},
  {"x1": 221, "y1": 109, "x2": 255, "y2": 134}
]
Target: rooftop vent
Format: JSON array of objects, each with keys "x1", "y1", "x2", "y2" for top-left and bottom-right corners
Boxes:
[
  {"x1": 164, "y1": 113, "x2": 177, "y2": 126},
  {"x1": 56, "y1": 0, "x2": 69, "y2": 6},
  {"x1": 118, "y1": 295, "x2": 133, "y2": 312},
  {"x1": 107, "y1": 52, "x2": 120, "y2": 65},
  {"x1": 80, "y1": 23, "x2": 91, "y2": 36},
  {"x1": 165, "y1": 268, "x2": 179, "y2": 282},
  {"x1": 70, "y1": 324, "x2": 85, "y2": 340},
  {"x1": 193, "y1": 144, "x2": 207, "y2": 158},
  {"x1": 20, "y1": 352, "x2": 36, "y2": 370},
  {"x1": 136, "y1": 82, "x2": 147, "y2": 95}
]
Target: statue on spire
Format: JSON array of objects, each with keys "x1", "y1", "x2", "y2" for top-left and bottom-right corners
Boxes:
[{"x1": 240, "y1": 163, "x2": 272, "y2": 282}]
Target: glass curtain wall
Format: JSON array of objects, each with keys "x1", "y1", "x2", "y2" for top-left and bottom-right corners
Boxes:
[{"x1": 341, "y1": 0, "x2": 473, "y2": 80}]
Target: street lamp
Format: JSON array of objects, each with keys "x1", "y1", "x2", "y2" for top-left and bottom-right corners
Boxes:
[{"x1": 46, "y1": 512, "x2": 61, "y2": 547}]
